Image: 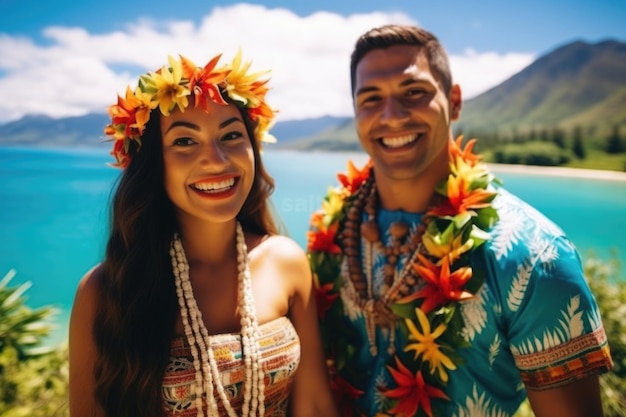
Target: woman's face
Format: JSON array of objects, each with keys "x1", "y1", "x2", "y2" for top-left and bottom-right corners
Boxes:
[{"x1": 160, "y1": 99, "x2": 255, "y2": 225}]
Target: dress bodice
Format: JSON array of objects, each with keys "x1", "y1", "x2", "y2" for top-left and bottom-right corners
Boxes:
[{"x1": 162, "y1": 316, "x2": 300, "y2": 416}]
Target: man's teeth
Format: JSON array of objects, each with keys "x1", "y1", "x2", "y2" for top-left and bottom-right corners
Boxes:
[
  {"x1": 381, "y1": 134, "x2": 417, "y2": 148},
  {"x1": 193, "y1": 178, "x2": 235, "y2": 192}
]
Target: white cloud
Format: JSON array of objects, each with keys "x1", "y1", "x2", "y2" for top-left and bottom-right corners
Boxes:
[
  {"x1": 451, "y1": 48, "x2": 535, "y2": 99},
  {"x1": 0, "y1": 4, "x2": 534, "y2": 124}
]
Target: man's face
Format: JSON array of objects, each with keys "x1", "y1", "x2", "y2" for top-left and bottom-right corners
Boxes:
[{"x1": 353, "y1": 44, "x2": 461, "y2": 182}]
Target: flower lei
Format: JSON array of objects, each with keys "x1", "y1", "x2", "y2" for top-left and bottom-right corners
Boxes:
[
  {"x1": 104, "y1": 50, "x2": 276, "y2": 168},
  {"x1": 307, "y1": 136, "x2": 500, "y2": 417}
]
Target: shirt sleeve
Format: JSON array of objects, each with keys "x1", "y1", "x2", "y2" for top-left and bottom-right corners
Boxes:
[{"x1": 503, "y1": 235, "x2": 613, "y2": 390}]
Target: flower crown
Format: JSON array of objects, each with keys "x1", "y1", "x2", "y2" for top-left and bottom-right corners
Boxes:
[{"x1": 104, "y1": 50, "x2": 277, "y2": 168}]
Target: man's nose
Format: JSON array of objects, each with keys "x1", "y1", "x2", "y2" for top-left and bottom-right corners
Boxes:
[{"x1": 380, "y1": 98, "x2": 410, "y2": 127}]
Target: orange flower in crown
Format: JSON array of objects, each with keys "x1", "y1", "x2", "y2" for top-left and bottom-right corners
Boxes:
[{"x1": 104, "y1": 50, "x2": 277, "y2": 168}]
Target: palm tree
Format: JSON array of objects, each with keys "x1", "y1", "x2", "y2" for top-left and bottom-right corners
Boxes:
[{"x1": 0, "y1": 268, "x2": 68, "y2": 416}]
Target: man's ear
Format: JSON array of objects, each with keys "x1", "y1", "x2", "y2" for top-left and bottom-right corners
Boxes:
[{"x1": 450, "y1": 84, "x2": 462, "y2": 121}]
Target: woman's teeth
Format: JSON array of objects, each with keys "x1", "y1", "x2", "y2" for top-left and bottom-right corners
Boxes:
[{"x1": 192, "y1": 178, "x2": 235, "y2": 192}]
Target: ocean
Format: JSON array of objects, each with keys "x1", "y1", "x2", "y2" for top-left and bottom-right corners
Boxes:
[{"x1": 1, "y1": 146, "x2": 625, "y2": 347}]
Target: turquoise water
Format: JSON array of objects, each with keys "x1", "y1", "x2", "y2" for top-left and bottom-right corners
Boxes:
[{"x1": 1, "y1": 146, "x2": 625, "y2": 346}]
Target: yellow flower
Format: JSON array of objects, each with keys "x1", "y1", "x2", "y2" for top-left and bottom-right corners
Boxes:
[
  {"x1": 422, "y1": 227, "x2": 474, "y2": 265},
  {"x1": 404, "y1": 308, "x2": 456, "y2": 382},
  {"x1": 225, "y1": 48, "x2": 270, "y2": 107},
  {"x1": 131, "y1": 86, "x2": 155, "y2": 132},
  {"x1": 322, "y1": 187, "x2": 346, "y2": 222},
  {"x1": 141, "y1": 55, "x2": 190, "y2": 116}
]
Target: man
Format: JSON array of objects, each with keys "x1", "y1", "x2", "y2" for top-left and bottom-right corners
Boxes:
[{"x1": 307, "y1": 24, "x2": 613, "y2": 417}]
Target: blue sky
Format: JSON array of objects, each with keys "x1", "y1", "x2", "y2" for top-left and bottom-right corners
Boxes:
[{"x1": 1, "y1": 0, "x2": 624, "y2": 123}]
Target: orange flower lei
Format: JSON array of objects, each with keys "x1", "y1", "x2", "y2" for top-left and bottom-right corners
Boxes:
[
  {"x1": 307, "y1": 136, "x2": 500, "y2": 417},
  {"x1": 104, "y1": 50, "x2": 276, "y2": 168}
]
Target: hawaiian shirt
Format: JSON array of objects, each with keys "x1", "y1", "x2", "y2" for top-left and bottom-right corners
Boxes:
[{"x1": 326, "y1": 186, "x2": 613, "y2": 417}]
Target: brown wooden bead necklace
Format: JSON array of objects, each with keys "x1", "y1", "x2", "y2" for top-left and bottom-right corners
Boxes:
[{"x1": 338, "y1": 172, "x2": 434, "y2": 355}]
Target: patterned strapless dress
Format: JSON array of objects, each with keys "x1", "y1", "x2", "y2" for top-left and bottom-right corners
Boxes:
[{"x1": 162, "y1": 316, "x2": 300, "y2": 416}]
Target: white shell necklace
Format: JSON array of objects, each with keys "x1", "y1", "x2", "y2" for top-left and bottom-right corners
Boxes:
[{"x1": 170, "y1": 222, "x2": 265, "y2": 416}]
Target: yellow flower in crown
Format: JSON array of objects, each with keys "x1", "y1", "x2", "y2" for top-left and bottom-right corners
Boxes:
[
  {"x1": 104, "y1": 51, "x2": 277, "y2": 168},
  {"x1": 140, "y1": 55, "x2": 190, "y2": 116}
]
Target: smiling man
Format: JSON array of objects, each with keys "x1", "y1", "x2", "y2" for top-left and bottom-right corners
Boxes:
[{"x1": 307, "y1": 24, "x2": 613, "y2": 417}]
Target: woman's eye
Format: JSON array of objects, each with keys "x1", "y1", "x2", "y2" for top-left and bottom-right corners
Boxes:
[
  {"x1": 222, "y1": 131, "x2": 244, "y2": 141},
  {"x1": 173, "y1": 137, "x2": 196, "y2": 146}
]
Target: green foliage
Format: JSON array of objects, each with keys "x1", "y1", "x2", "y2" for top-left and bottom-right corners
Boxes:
[
  {"x1": 563, "y1": 148, "x2": 626, "y2": 172},
  {"x1": 584, "y1": 254, "x2": 626, "y2": 416},
  {"x1": 492, "y1": 141, "x2": 571, "y2": 166},
  {"x1": 606, "y1": 125, "x2": 625, "y2": 154},
  {"x1": 572, "y1": 126, "x2": 586, "y2": 159},
  {"x1": 0, "y1": 269, "x2": 68, "y2": 417},
  {"x1": 0, "y1": 345, "x2": 69, "y2": 417},
  {"x1": 0, "y1": 269, "x2": 57, "y2": 358}
]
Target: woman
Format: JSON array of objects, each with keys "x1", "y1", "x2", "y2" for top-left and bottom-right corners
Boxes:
[{"x1": 69, "y1": 51, "x2": 338, "y2": 417}]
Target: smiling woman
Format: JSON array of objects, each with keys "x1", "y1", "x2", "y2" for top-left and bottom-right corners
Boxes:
[{"x1": 66, "y1": 51, "x2": 340, "y2": 417}]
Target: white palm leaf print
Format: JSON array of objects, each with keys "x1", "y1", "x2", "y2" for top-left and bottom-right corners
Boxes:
[
  {"x1": 588, "y1": 305, "x2": 603, "y2": 330},
  {"x1": 460, "y1": 286, "x2": 488, "y2": 342},
  {"x1": 453, "y1": 385, "x2": 511, "y2": 417},
  {"x1": 493, "y1": 302, "x2": 502, "y2": 317},
  {"x1": 506, "y1": 262, "x2": 533, "y2": 312},
  {"x1": 557, "y1": 295, "x2": 583, "y2": 338},
  {"x1": 489, "y1": 201, "x2": 525, "y2": 261},
  {"x1": 373, "y1": 373, "x2": 388, "y2": 409},
  {"x1": 372, "y1": 261, "x2": 385, "y2": 294},
  {"x1": 512, "y1": 295, "x2": 584, "y2": 354},
  {"x1": 488, "y1": 334, "x2": 501, "y2": 367},
  {"x1": 527, "y1": 230, "x2": 559, "y2": 270}
]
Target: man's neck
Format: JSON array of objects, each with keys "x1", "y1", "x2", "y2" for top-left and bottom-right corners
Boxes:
[{"x1": 375, "y1": 157, "x2": 450, "y2": 213}]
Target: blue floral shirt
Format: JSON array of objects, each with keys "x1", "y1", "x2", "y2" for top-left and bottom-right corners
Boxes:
[{"x1": 330, "y1": 186, "x2": 613, "y2": 417}]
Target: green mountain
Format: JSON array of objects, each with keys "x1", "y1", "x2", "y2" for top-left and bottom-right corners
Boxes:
[
  {"x1": 279, "y1": 38, "x2": 626, "y2": 150},
  {"x1": 457, "y1": 39, "x2": 626, "y2": 136}
]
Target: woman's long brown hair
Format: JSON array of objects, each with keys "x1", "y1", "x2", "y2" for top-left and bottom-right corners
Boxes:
[{"x1": 92, "y1": 105, "x2": 279, "y2": 416}]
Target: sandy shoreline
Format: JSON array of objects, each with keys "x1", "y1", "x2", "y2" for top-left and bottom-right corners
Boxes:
[{"x1": 488, "y1": 163, "x2": 626, "y2": 182}]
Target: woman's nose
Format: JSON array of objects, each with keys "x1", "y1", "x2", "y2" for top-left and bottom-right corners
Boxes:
[{"x1": 199, "y1": 140, "x2": 227, "y2": 166}]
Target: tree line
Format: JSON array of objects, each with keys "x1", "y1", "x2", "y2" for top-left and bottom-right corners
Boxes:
[{"x1": 459, "y1": 124, "x2": 626, "y2": 171}]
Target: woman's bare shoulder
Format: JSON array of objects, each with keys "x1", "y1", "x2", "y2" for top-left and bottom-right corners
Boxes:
[
  {"x1": 256, "y1": 234, "x2": 306, "y2": 261},
  {"x1": 74, "y1": 263, "x2": 104, "y2": 302}
]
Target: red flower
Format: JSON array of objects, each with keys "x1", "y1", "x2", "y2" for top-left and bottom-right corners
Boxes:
[
  {"x1": 109, "y1": 138, "x2": 131, "y2": 169},
  {"x1": 382, "y1": 356, "x2": 449, "y2": 417},
  {"x1": 180, "y1": 54, "x2": 230, "y2": 111},
  {"x1": 400, "y1": 254, "x2": 473, "y2": 314},
  {"x1": 307, "y1": 212, "x2": 341, "y2": 254},
  {"x1": 337, "y1": 159, "x2": 372, "y2": 194},
  {"x1": 449, "y1": 135, "x2": 481, "y2": 167},
  {"x1": 330, "y1": 374, "x2": 365, "y2": 417},
  {"x1": 428, "y1": 174, "x2": 496, "y2": 217},
  {"x1": 315, "y1": 283, "x2": 339, "y2": 319}
]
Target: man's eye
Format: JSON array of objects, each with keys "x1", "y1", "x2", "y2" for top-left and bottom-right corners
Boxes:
[
  {"x1": 407, "y1": 88, "x2": 427, "y2": 97},
  {"x1": 359, "y1": 96, "x2": 381, "y2": 107}
]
